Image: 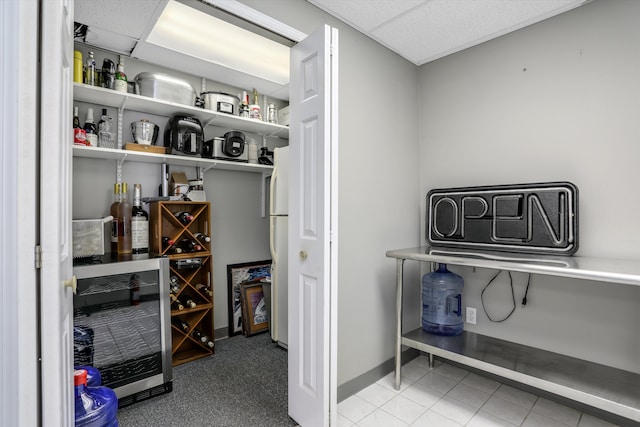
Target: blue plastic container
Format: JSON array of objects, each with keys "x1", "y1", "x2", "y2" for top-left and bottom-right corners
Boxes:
[
  {"x1": 421, "y1": 264, "x2": 464, "y2": 336},
  {"x1": 74, "y1": 369, "x2": 119, "y2": 427}
]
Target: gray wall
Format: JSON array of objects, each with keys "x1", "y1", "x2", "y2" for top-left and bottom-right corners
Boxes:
[
  {"x1": 240, "y1": 0, "x2": 422, "y2": 385},
  {"x1": 418, "y1": 0, "x2": 640, "y2": 372}
]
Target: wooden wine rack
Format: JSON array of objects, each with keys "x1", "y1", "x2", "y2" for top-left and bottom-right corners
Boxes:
[{"x1": 150, "y1": 201, "x2": 214, "y2": 366}]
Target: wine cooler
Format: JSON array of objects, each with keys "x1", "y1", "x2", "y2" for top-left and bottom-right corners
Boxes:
[{"x1": 73, "y1": 256, "x2": 172, "y2": 407}]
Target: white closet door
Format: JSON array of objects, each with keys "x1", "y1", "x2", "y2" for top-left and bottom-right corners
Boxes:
[
  {"x1": 288, "y1": 24, "x2": 339, "y2": 427},
  {"x1": 39, "y1": 0, "x2": 74, "y2": 424}
]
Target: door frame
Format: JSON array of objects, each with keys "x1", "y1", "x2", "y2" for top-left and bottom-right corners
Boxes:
[{"x1": 1, "y1": 0, "x2": 40, "y2": 426}]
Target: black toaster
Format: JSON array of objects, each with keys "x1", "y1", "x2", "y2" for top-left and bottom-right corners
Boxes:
[{"x1": 165, "y1": 115, "x2": 203, "y2": 157}]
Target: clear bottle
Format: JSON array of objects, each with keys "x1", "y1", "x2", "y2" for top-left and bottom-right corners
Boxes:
[
  {"x1": 97, "y1": 108, "x2": 114, "y2": 148},
  {"x1": 109, "y1": 183, "x2": 121, "y2": 254},
  {"x1": 83, "y1": 108, "x2": 98, "y2": 147},
  {"x1": 114, "y1": 58, "x2": 128, "y2": 93},
  {"x1": 117, "y1": 182, "x2": 132, "y2": 255},
  {"x1": 131, "y1": 184, "x2": 149, "y2": 255},
  {"x1": 84, "y1": 51, "x2": 97, "y2": 86}
]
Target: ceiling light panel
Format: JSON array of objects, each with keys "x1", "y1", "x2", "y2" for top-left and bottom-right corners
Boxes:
[{"x1": 146, "y1": 0, "x2": 290, "y2": 84}]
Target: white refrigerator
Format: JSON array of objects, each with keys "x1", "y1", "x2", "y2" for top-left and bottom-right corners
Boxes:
[{"x1": 269, "y1": 146, "x2": 289, "y2": 348}]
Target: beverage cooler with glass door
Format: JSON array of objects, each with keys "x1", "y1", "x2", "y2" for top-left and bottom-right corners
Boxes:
[{"x1": 73, "y1": 256, "x2": 172, "y2": 407}]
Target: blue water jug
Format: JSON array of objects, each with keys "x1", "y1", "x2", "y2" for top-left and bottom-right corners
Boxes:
[
  {"x1": 74, "y1": 369, "x2": 119, "y2": 427},
  {"x1": 75, "y1": 365, "x2": 102, "y2": 388},
  {"x1": 422, "y1": 264, "x2": 464, "y2": 336}
]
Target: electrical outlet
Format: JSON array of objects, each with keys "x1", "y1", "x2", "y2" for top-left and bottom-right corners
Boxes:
[{"x1": 466, "y1": 307, "x2": 477, "y2": 325}]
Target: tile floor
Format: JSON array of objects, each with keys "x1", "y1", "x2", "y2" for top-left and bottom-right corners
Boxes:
[{"x1": 337, "y1": 357, "x2": 622, "y2": 427}]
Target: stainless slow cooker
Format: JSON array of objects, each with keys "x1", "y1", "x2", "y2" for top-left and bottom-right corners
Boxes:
[{"x1": 201, "y1": 91, "x2": 240, "y2": 116}]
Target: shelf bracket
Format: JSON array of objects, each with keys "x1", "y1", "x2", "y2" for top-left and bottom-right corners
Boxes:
[
  {"x1": 116, "y1": 98, "x2": 127, "y2": 150},
  {"x1": 115, "y1": 154, "x2": 127, "y2": 183}
]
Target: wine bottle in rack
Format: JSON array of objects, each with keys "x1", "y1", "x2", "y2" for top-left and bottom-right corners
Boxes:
[
  {"x1": 171, "y1": 298, "x2": 184, "y2": 311},
  {"x1": 178, "y1": 238, "x2": 202, "y2": 253},
  {"x1": 191, "y1": 329, "x2": 208, "y2": 343},
  {"x1": 194, "y1": 232, "x2": 211, "y2": 243},
  {"x1": 168, "y1": 245, "x2": 183, "y2": 254},
  {"x1": 195, "y1": 283, "x2": 213, "y2": 297},
  {"x1": 169, "y1": 276, "x2": 180, "y2": 294},
  {"x1": 204, "y1": 338, "x2": 214, "y2": 348},
  {"x1": 171, "y1": 318, "x2": 190, "y2": 332},
  {"x1": 174, "y1": 211, "x2": 193, "y2": 225},
  {"x1": 162, "y1": 236, "x2": 175, "y2": 250},
  {"x1": 184, "y1": 297, "x2": 197, "y2": 309}
]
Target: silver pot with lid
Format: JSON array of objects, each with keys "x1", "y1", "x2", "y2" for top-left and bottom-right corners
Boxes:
[{"x1": 201, "y1": 91, "x2": 240, "y2": 116}]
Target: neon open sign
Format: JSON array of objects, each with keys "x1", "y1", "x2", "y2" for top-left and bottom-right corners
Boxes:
[{"x1": 426, "y1": 182, "x2": 578, "y2": 255}]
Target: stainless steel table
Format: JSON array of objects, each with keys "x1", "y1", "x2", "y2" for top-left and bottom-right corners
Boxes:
[{"x1": 386, "y1": 246, "x2": 640, "y2": 425}]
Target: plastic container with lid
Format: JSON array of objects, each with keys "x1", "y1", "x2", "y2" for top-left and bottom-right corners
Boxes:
[
  {"x1": 421, "y1": 264, "x2": 464, "y2": 336},
  {"x1": 74, "y1": 369, "x2": 119, "y2": 427}
]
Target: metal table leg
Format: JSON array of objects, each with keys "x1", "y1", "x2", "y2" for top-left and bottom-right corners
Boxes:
[{"x1": 394, "y1": 258, "x2": 404, "y2": 390}]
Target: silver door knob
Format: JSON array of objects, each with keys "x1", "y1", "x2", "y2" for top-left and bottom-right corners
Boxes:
[
  {"x1": 299, "y1": 250, "x2": 307, "y2": 260},
  {"x1": 64, "y1": 275, "x2": 77, "y2": 294}
]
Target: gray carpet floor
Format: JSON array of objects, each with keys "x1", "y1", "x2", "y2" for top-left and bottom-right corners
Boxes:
[{"x1": 117, "y1": 333, "x2": 298, "y2": 426}]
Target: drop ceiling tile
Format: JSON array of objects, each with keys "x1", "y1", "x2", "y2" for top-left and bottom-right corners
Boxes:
[
  {"x1": 371, "y1": 0, "x2": 587, "y2": 64},
  {"x1": 309, "y1": 0, "x2": 426, "y2": 31}
]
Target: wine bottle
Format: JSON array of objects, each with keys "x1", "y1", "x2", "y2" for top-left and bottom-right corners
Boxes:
[
  {"x1": 169, "y1": 276, "x2": 180, "y2": 294},
  {"x1": 73, "y1": 107, "x2": 86, "y2": 146},
  {"x1": 191, "y1": 329, "x2": 208, "y2": 343},
  {"x1": 184, "y1": 297, "x2": 196, "y2": 309},
  {"x1": 117, "y1": 182, "x2": 132, "y2": 255},
  {"x1": 73, "y1": 107, "x2": 81, "y2": 129},
  {"x1": 85, "y1": 51, "x2": 97, "y2": 86},
  {"x1": 83, "y1": 108, "x2": 98, "y2": 147},
  {"x1": 162, "y1": 237, "x2": 175, "y2": 250},
  {"x1": 174, "y1": 211, "x2": 193, "y2": 224},
  {"x1": 195, "y1": 283, "x2": 213, "y2": 297},
  {"x1": 131, "y1": 184, "x2": 149, "y2": 255},
  {"x1": 178, "y1": 238, "x2": 202, "y2": 253},
  {"x1": 170, "y1": 246, "x2": 183, "y2": 254},
  {"x1": 172, "y1": 318, "x2": 189, "y2": 332},
  {"x1": 194, "y1": 232, "x2": 211, "y2": 243},
  {"x1": 109, "y1": 183, "x2": 120, "y2": 254},
  {"x1": 171, "y1": 299, "x2": 184, "y2": 311},
  {"x1": 204, "y1": 338, "x2": 215, "y2": 348},
  {"x1": 114, "y1": 58, "x2": 128, "y2": 93}
]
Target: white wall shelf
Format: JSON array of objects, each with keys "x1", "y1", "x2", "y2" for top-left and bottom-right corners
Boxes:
[
  {"x1": 72, "y1": 145, "x2": 273, "y2": 174},
  {"x1": 73, "y1": 83, "x2": 289, "y2": 139},
  {"x1": 386, "y1": 246, "x2": 640, "y2": 425}
]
